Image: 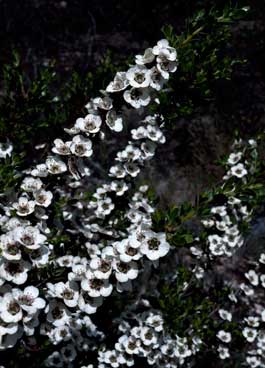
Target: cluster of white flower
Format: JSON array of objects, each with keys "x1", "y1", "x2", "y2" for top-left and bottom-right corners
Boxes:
[
  {"x1": 42, "y1": 313, "x2": 104, "y2": 367},
  {"x1": 1, "y1": 35, "x2": 264, "y2": 368},
  {"x1": 211, "y1": 250, "x2": 265, "y2": 366},
  {"x1": 97, "y1": 308, "x2": 201, "y2": 368},
  {"x1": 223, "y1": 138, "x2": 257, "y2": 181},
  {"x1": 203, "y1": 196, "x2": 250, "y2": 257},
  {"x1": 0, "y1": 39, "x2": 176, "y2": 354},
  {"x1": 201, "y1": 139, "x2": 256, "y2": 257},
  {"x1": 238, "y1": 254, "x2": 265, "y2": 367}
]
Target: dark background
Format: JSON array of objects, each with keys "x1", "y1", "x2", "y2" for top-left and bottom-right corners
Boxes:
[{"x1": 0, "y1": 0, "x2": 263, "y2": 73}]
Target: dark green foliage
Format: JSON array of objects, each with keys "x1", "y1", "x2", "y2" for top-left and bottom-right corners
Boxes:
[
  {"x1": 153, "y1": 5, "x2": 248, "y2": 120},
  {"x1": 0, "y1": 50, "x2": 131, "y2": 157}
]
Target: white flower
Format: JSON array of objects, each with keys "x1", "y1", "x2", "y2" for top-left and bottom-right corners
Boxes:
[
  {"x1": 145, "y1": 313, "x2": 164, "y2": 332},
  {"x1": 150, "y1": 67, "x2": 166, "y2": 90},
  {"x1": 123, "y1": 88, "x2": 151, "y2": 109},
  {"x1": 131, "y1": 126, "x2": 147, "y2": 140},
  {"x1": 89, "y1": 257, "x2": 112, "y2": 280},
  {"x1": 92, "y1": 96, "x2": 113, "y2": 110},
  {"x1": 0, "y1": 142, "x2": 13, "y2": 158},
  {"x1": 99, "y1": 349, "x2": 127, "y2": 367},
  {"x1": 124, "y1": 162, "x2": 140, "y2": 177},
  {"x1": 13, "y1": 286, "x2": 45, "y2": 313},
  {"x1": 140, "y1": 231, "x2": 170, "y2": 261},
  {"x1": 57, "y1": 255, "x2": 74, "y2": 268},
  {"x1": 245, "y1": 270, "x2": 259, "y2": 286},
  {"x1": 23, "y1": 313, "x2": 40, "y2": 336},
  {"x1": 141, "y1": 141, "x2": 156, "y2": 159},
  {"x1": 34, "y1": 189, "x2": 53, "y2": 207},
  {"x1": 46, "y1": 156, "x2": 67, "y2": 174},
  {"x1": 117, "y1": 144, "x2": 142, "y2": 162},
  {"x1": 157, "y1": 59, "x2": 177, "y2": 79},
  {"x1": 135, "y1": 48, "x2": 155, "y2": 65},
  {"x1": 52, "y1": 139, "x2": 71, "y2": 155},
  {"x1": 0, "y1": 319, "x2": 19, "y2": 339},
  {"x1": 244, "y1": 316, "x2": 260, "y2": 327},
  {"x1": 242, "y1": 327, "x2": 257, "y2": 343},
  {"x1": 0, "y1": 234, "x2": 21, "y2": 261},
  {"x1": 140, "y1": 326, "x2": 158, "y2": 346},
  {"x1": 21, "y1": 177, "x2": 42, "y2": 192},
  {"x1": 208, "y1": 234, "x2": 224, "y2": 255},
  {"x1": 109, "y1": 164, "x2": 126, "y2": 178},
  {"x1": 146, "y1": 124, "x2": 165, "y2": 143},
  {"x1": 70, "y1": 135, "x2": 93, "y2": 157},
  {"x1": 118, "y1": 334, "x2": 141, "y2": 355},
  {"x1": 110, "y1": 181, "x2": 128, "y2": 196},
  {"x1": 106, "y1": 72, "x2": 129, "y2": 93},
  {"x1": 13, "y1": 196, "x2": 36, "y2": 216},
  {"x1": 81, "y1": 271, "x2": 113, "y2": 297},
  {"x1": 115, "y1": 238, "x2": 142, "y2": 263},
  {"x1": 246, "y1": 356, "x2": 261, "y2": 368},
  {"x1": 218, "y1": 309, "x2": 232, "y2": 322},
  {"x1": 64, "y1": 125, "x2": 80, "y2": 135},
  {"x1": 95, "y1": 197, "x2": 115, "y2": 217},
  {"x1": 240, "y1": 283, "x2": 254, "y2": 296},
  {"x1": 0, "y1": 259, "x2": 31, "y2": 285},
  {"x1": 31, "y1": 163, "x2": 48, "y2": 177},
  {"x1": 78, "y1": 293, "x2": 103, "y2": 314},
  {"x1": 216, "y1": 330, "x2": 232, "y2": 343},
  {"x1": 50, "y1": 325, "x2": 71, "y2": 344},
  {"x1": 227, "y1": 152, "x2": 243, "y2": 165},
  {"x1": 14, "y1": 226, "x2": 47, "y2": 250},
  {"x1": 217, "y1": 345, "x2": 230, "y2": 359},
  {"x1": 29, "y1": 245, "x2": 50, "y2": 267},
  {"x1": 75, "y1": 114, "x2": 102, "y2": 134},
  {"x1": 46, "y1": 301, "x2": 71, "y2": 327},
  {"x1": 211, "y1": 206, "x2": 227, "y2": 216},
  {"x1": 54, "y1": 281, "x2": 79, "y2": 308},
  {"x1": 153, "y1": 39, "x2": 177, "y2": 61},
  {"x1": 231, "y1": 163, "x2": 248, "y2": 178},
  {"x1": 106, "y1": 110, "x2": 123, "y2": 132},
  {"x1": 113, "y1": 260, "x2": 138, "y2": 283},
  {"x1": 126, "y1": 65, "x2": 151, "y2": 88},
  {"x1": 0, "y1": 292, "x2": 22, "y2": 323},
  {"x1": 85, "y1": 242, "x2": 101, "y2": 259}
]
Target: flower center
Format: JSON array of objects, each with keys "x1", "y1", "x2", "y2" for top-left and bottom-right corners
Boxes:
[
  {"x1": 126, "y1": 247, "x2": 137, "y2": 256},
  {"x1": 52, "y1": 307, "x2": 63, "y2": 320},
  {"x1": 7, "y1": 243, "x2": 19, "y2": 255},
  {"x1": 90, "y1": 279, "x2": 104, "y2": 290},
  {"x1": 117, "y1": 262, "x2": 129, "y2": 273},
  {"x1": 75, "y1": 144, "x2": 85, "y2": 155},
  {"x1": 63, "y1": 289, "x2": 74, "y2": 300},
  {"x1": 8, "y1": 301, "x2": 20, "y2": 315},
  {"x1": 135, "y1": 73, "x2": 145, "y2": 83},
  {"x1": 148, "y1": 238, "x2": 160, "y2": 250},
  {"x1": 5, "y1": 262, "x2": 21, "y2": 275},
  {"x1": 22, "y1": 234, "x2": 34, "y2": 245}
]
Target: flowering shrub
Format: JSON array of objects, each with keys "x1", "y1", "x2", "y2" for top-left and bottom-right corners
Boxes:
[{"x1": 1, "y1": 4, "x2": 265, "y2": 368}]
